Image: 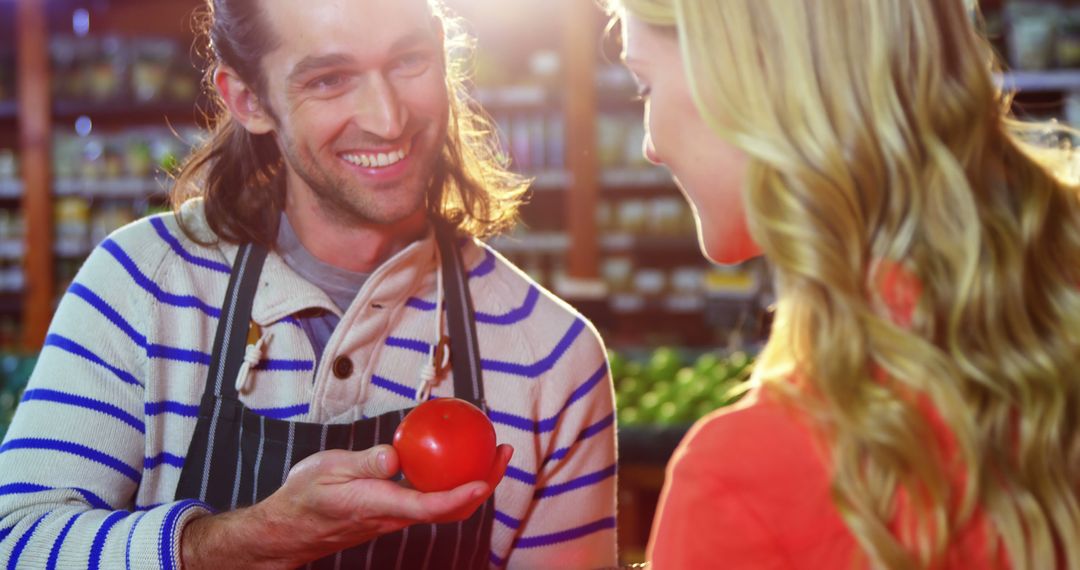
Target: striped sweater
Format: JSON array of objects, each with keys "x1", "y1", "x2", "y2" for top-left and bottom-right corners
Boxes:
[{"x1": 0, "y1": 200, "x2": 617, "y2": 569}]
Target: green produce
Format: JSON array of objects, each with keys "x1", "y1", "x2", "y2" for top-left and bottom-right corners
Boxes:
[
  {"x1": 618, "y1": 406, "x2": 643, "y2": 426},
  {"x1": 637, "y1": 391, "x2": 664, "y2": 422},
  {"x1": 645, "y1": 347, "x2": 682, "y2": 383},
  {"x1": 609, "y1": 347, "x2": 756, "y2": 428},
  {"x1": 694, "y1": 353, "x2": 720, "y2": 375},
  {"x1": 607, "y1": 350, "x2": 626, "y2": 381}
]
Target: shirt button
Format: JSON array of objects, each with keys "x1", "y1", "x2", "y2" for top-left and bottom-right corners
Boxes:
[{"x1": 332, "y1": 356, "x2": 353, "y2": 379}]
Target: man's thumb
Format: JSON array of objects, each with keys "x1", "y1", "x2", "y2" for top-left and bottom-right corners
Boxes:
[{"x1": 353, "y1": 444, "x2": 397, "y2": 479}]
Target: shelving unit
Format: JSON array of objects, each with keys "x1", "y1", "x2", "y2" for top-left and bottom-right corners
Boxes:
[{"x1": 11, "y1": 1, "x2": 1072, "y2": 353}]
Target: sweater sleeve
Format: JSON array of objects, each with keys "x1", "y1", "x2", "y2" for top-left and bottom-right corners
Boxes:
[
  {"x1": 498, "y1": 318, "x2": 618, "y2": 569},
  {"x1": 0, "y1": 231, "x2": 211, "y2": 569}
]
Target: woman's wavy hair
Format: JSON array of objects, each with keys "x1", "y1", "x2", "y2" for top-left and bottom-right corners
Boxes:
[
  {"x1": 172, "y1": 0, "x2": 528, "y2": 246},
  {"x1": 605, "y1": 0, "x2": 1080, "y2": 567}
]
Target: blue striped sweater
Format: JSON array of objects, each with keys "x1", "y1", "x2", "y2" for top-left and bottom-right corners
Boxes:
[{"x1": 0, "y1": 200, "x2": 617, "y2": 569}]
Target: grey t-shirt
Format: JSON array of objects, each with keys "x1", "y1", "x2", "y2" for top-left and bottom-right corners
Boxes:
[
  {"x1": 277, "y1": 214, "x2": 370, "y2": 312},
  {"x1": 276, "y1": 214, "x2": 369, "y2": 367}
]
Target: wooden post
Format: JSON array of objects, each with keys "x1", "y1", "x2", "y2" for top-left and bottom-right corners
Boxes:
[
  {"x1": 562, "y1": 0, "x2": 601, "y2": 284},
  {"x1": 16, "y1": 0, "x2": 53, "y2": 350}
]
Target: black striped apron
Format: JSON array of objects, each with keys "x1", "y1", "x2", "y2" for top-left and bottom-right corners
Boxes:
[{"x1": 175, "y1": 223, "x2": 494, "y2": 569}]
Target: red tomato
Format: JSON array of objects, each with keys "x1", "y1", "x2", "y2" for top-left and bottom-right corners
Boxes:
[{"x1": 392, "y1": 397, "x2": 497, "y2": 492}]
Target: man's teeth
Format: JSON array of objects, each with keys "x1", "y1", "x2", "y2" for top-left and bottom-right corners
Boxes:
[{"x1": 342, "y1": 147, "x2": 410, "y2": 168}]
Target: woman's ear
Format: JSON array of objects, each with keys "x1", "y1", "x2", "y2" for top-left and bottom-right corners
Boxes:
[{"x1": 214, "y1": 66, "x2": 274, "y2": 135}]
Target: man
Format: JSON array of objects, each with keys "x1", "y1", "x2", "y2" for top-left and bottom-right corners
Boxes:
[{"x1": 0, "y1": 0, "x2": 617, "y2": 567}]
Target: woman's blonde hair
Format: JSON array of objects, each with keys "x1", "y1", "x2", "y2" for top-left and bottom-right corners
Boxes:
[
  {"x1": 172, "y1": 0, "x2": 527, "y2": 247},
  {"x1": 607, "y1": 0, "x2": 1080, "y2": 567}
]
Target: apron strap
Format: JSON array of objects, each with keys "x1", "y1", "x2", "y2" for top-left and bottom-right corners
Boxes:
[
  {"x1": 199, "y1": 226, "x2": 482, "y2": 408},
  {"x1": 434, "y1": 222, "x2": 487, "y2": 408},
  {"x1": 179, "y1": 242, "x2": 269, "y2": 503},
  {"x1": 203, "y1": 243, "x2": 269, "y2": 403}
]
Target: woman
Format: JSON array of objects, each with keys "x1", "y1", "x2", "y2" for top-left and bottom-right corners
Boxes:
[{"x1": 605, "y1": 0, "x2": 1080, "y2": 568}]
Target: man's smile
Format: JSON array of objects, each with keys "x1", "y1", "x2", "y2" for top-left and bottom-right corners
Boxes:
[{"x1": 338, "y1": 138, "x2": 413, "y2": 169}]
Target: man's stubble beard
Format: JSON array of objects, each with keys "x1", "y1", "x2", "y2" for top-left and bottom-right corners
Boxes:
[{"x1": 280, "y1": 133, "x2": 444, "y2": 228}]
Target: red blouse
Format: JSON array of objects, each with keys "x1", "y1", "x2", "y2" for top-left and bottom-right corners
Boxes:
[{"x1": 646, "y1": 390, "x2": 999, "y2": 569}]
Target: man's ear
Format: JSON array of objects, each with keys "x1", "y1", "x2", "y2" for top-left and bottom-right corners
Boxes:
[{"x1": 214, "y1": 66, "x2": 274, "y2": 135}]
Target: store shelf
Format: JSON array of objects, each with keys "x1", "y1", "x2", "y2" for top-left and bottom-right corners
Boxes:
[
  {"x1": 997, "y1": 69, "x2": 1080, "y2": 92},
  {"x1": 610, "y1": 293, "x2": 706, "y2": 314},
  {"x1": 54, "y1": 239, "x2": 91, "y2": 259},
  {"x1": 529, "y1": 170, "x2": 571, "y2": 191},
  {"x1": 602, "y1": 168, "x2": 674, "y2": 189},
  {"x1": 0, "y1": 240, "x2": 24, "y2": 260},
  {"x1": 489, "y1": 232, "x2": 569, "y2": 253},
  {"x1": 601, "y1": 233, "x2": 698, "y2": 253},
  {"x1": 0, "y1": 293, "x2": 23, "y2": 315},
  {"x1": 619, "y1": 424, "x2": 689, "y2": 464},
  {"x1": 490, "y1": 232, "x2": 698, "y2": 254},
  {"x1": 527, "y1": 168, "x2": 673, "y2": 192},
  {"x1": 55, "y1": 177, "x2": 167, "y2": 199},
  {"x1": 473, "y1": 85, "x2": 553, "y2": 108},
  {"x1": 52, "y1": 100, "x2": 202, "y2": 122},
  {"x1": 0, "y1": 181, "x2": 22, "y2": 199}
]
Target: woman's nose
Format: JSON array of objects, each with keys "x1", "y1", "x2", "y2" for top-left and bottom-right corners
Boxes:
[{"x1": 643, "y1": 133, "x2": 662, "y2": 165}]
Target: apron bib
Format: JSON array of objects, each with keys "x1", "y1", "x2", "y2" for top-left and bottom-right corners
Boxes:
[{"x1": 175, "y1": 223, "x2": 493, "y2": 570}]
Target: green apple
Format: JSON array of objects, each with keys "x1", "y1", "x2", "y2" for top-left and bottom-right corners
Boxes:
[
  {"x1": 646, "y1": 347, "x2": 683, "y2": 383},
  {"x1": 673, "y1": 367, "x2": 696, "y2": 389},
  {"x1": 637, "y1": 391, "x2": 664, "y2": 422},
  {"x1": 694, "y1": 353, "x2": 720, "y2": 375},
  {"x1": 655, "y1": 401, "x2": 682, "y2": 425}
]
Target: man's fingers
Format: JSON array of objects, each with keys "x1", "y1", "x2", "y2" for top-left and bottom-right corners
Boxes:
[
  {"x1": 485, "y1": 444, "x2": 514, "y2": 490},
  {"x1": 418, "y1": 481, "x2": 490, "y2": 522},
  {"x1": 359, "y1": 479, "x2": 487, "y2": 522}
]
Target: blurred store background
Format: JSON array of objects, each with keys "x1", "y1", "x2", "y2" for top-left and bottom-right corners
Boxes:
[{"x1": 0, "y1": 0, "x2": 1075, "y2": 563}]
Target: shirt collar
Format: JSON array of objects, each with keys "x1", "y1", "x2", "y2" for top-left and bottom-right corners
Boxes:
[{"x1": 216, "y1": 222, "x2": 439, "y2": 326}]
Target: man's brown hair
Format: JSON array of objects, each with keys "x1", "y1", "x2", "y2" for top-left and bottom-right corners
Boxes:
[{"x1": 172, "y1": 0, "x2": 529, "y2": 247}]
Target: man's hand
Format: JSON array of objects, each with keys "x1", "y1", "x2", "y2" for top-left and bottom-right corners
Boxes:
[{"x1": 180, "y1": 443, "x2": 513, "y2": 569}]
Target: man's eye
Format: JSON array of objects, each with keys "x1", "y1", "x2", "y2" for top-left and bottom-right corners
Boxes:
[
  {"x1": 396, "y1": 52, "x2": 432, "y2": 74},
  {"x1": 310, "y1": 74, "x2": 345, "y2": 89}
]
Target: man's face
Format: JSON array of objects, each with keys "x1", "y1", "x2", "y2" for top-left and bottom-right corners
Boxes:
[{"x1": 258, "y1": 0, "x2": 449, "y2": 226}]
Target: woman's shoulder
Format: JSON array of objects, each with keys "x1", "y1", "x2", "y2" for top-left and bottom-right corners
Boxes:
[
  {"x1": 676, "y1": 388, "x2": 823, "y2": 472},
  {"x1": 669, "y1": 388, "x2": 840, "y2": 523},
  {"x1": 651, "y1": 388, "x2": 859, "y2": 568}
]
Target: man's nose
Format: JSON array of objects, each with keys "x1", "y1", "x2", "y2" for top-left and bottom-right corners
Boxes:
[{"x1": 355, "y1": 74, "x2": 408, "y2": 141}]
